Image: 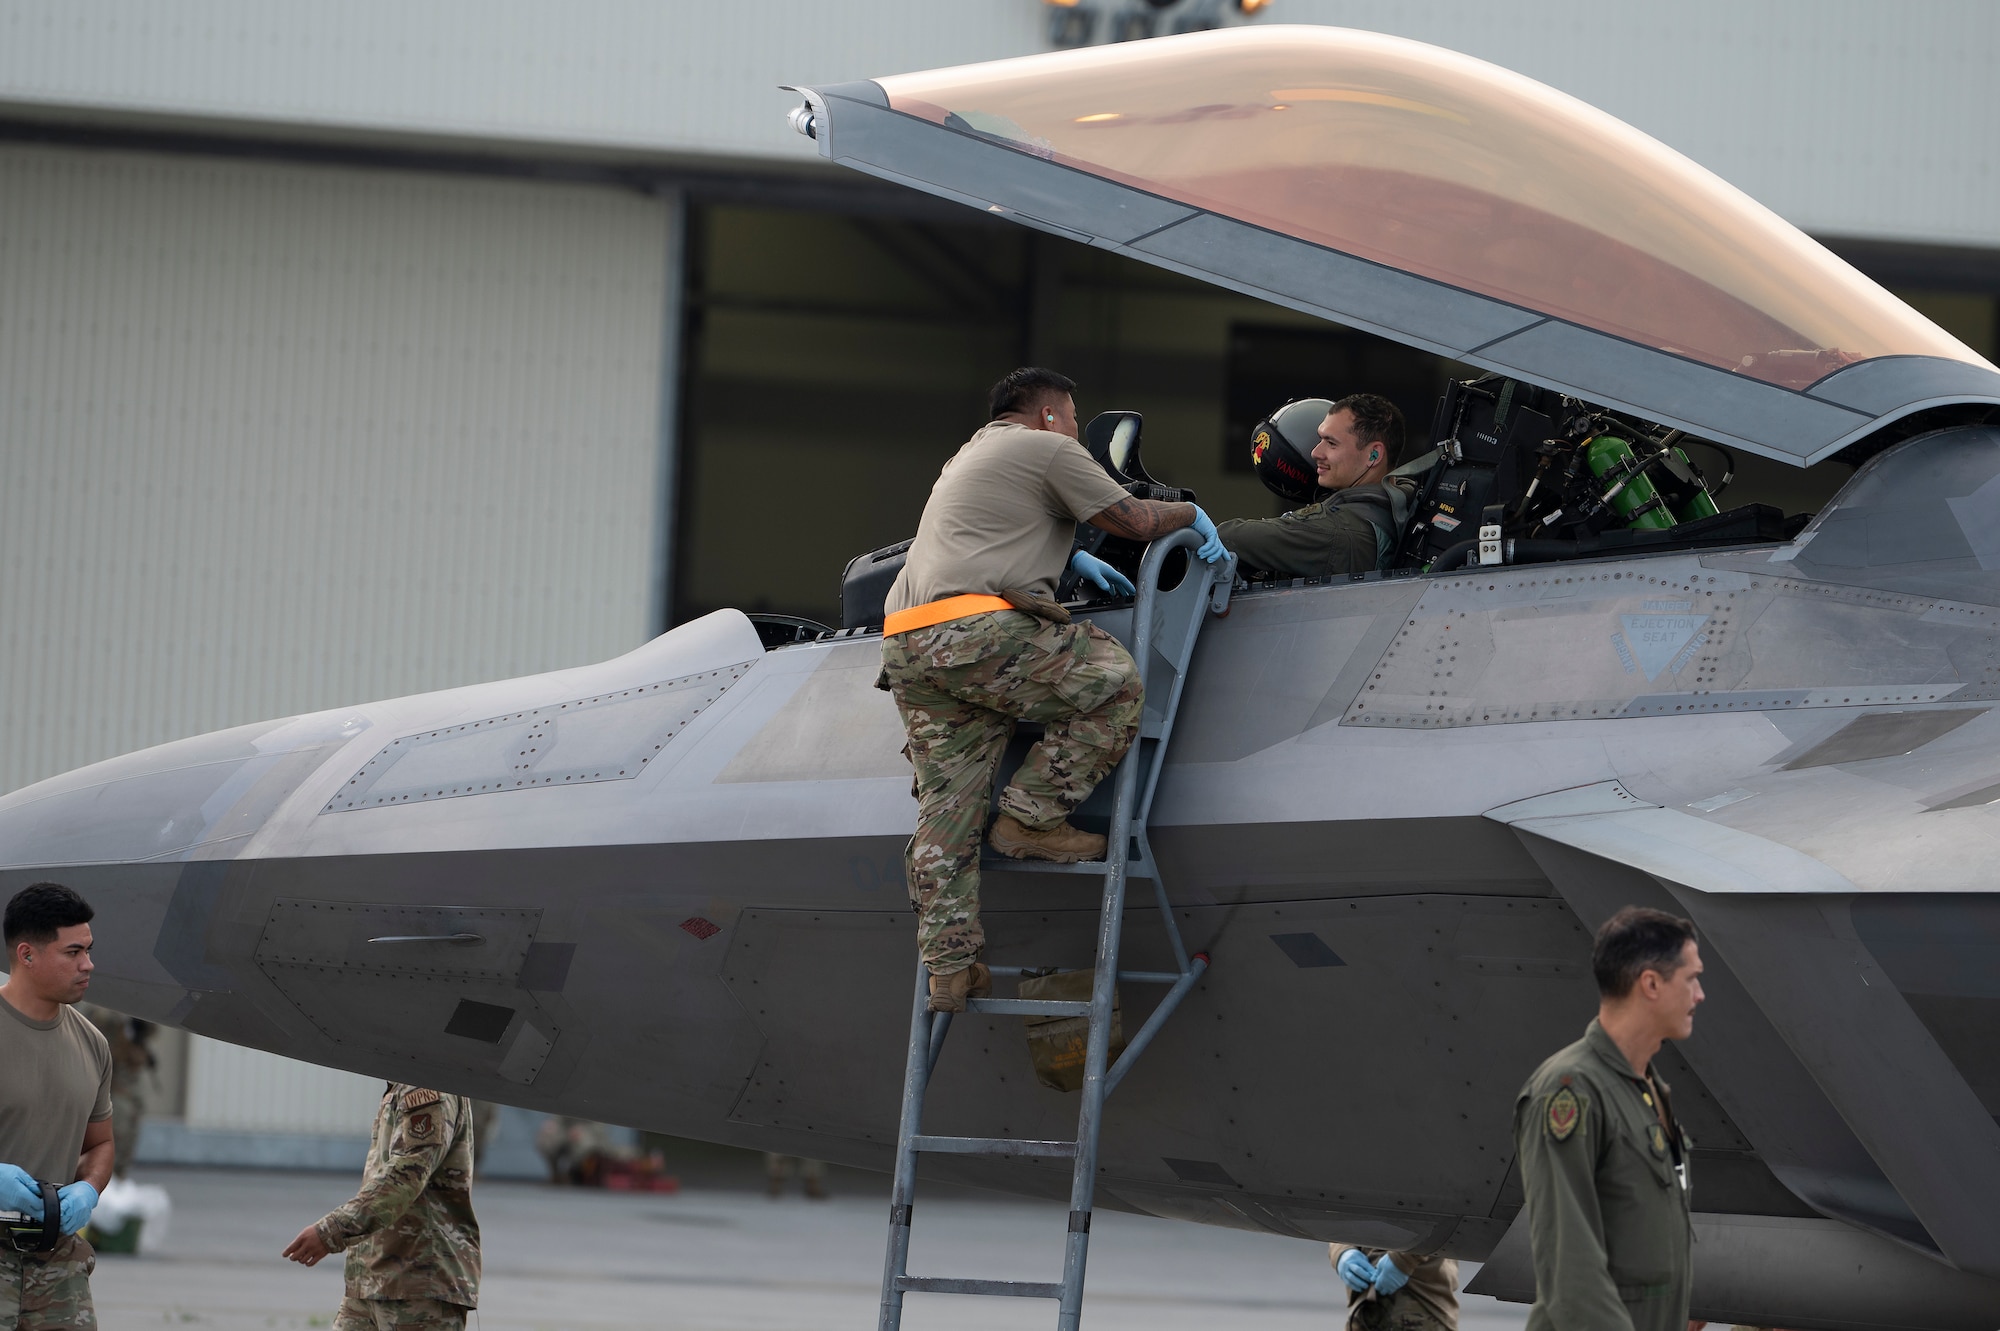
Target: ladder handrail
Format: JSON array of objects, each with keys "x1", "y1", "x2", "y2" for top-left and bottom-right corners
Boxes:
[
  {"x1": 1054, "y1": 526, "x2": 1209, "y2": 1327},
  {"x1": 1133, "y1": 535, "x2": 1233, "y2": 976}
]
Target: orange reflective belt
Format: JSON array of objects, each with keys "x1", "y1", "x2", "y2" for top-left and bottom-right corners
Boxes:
[{"x1": 882, "y1": 593, "x2": 1013, "y2": 636}]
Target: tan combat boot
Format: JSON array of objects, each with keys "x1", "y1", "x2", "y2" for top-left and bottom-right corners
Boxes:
[
  {"x1": 987, "y1": 813, "x2": 1106, "y2": 864},
  {"x1": 927, "y1": 962, "x2": 993, "y2": 1014}
]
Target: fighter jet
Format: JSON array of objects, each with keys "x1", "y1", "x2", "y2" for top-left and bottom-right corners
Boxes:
[{"x1": 9, "y1": 25, "x2": 2000, "y2": 1329}]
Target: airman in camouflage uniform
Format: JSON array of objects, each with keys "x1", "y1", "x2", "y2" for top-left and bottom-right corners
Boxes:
[
  {"x1": 880, "y1": 610, "x2": 1143, "y2": 975},
  {"x1": 81, "y1": 1005, "x2": 154, "y2": 1180},
  {"x1": 878, "y1": 368, "x2": 1221, "y2": 1012},
  {"x1": 283, "y1": 1084, "x2": 479, "y2": 1331},
  {"x1": 3, "y1": 882, "x2": 116, "y2": 1331}
]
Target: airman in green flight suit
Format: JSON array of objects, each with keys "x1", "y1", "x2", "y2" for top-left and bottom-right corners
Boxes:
[{"x1": 1513, "y1": 906, "x2": 1705, "y2": 1331}]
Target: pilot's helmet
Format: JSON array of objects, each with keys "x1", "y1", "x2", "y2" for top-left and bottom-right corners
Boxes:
[{"x1": 1249, "y1": 398, "x2": 1333, "y2": 505}]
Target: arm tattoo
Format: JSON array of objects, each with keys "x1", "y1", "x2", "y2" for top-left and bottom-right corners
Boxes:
[{"x1": 1088, "y1": 496, "x2": 1195, "y2": 542}]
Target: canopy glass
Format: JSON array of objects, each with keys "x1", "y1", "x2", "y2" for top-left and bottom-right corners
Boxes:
[{"x1": 878, "y1": 27, "x2": 1988, "y2": 392}]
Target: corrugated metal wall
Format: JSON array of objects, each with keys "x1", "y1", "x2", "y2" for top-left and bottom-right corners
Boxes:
[
  {"x1": 184, "y1": 1036, "x2": 384, "y2": 1136},
  {"x1": 0, "y1": 1, "x2": 1042, "y2": 164},
  {"x1": 0, "y1": 144, "x2": 671, "y2": 794},
  {"x1": 0, "y1": 1, "x2": 1994, "y2": 245}
]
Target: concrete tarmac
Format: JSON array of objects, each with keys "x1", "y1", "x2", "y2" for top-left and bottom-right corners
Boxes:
[{"x1": 91, "y1": 1165, "x2": 1531, "y2": 1330}]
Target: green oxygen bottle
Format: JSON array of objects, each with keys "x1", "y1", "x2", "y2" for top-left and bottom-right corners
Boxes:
[
  {"x1": 1583, "y1": 436, "x2": 1677, "y2": 530},
  {"x1": 1670, "y1": 446, "x2": 1720, "y2": 521}
]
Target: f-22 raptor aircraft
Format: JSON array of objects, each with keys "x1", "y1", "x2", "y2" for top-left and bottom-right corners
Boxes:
[{"x1": 9, "y1": 26, "x2": 2000, "y2": 1330}]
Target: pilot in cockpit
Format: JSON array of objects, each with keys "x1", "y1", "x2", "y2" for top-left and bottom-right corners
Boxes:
[{"x1": 1217, "y1": 394, "x2": 1420, "y2": 579}]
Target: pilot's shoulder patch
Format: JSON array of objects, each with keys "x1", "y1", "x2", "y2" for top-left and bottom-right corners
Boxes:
[
  {"x1": 401, "y1": 1087, "x2": 443, "y2": 1111},
  {"x1": 1547, "y1": 1085, "x2": 1582, "y2": 1141}
]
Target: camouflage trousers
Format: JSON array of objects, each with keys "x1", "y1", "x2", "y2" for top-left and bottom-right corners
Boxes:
[
  {"x1": 881, "y1": 610, "x2": 1142, "y2": 973},
  {"x1": 333, "y1": 1297, "x2": 467, "y2": 1331},
  {"x1": 0, "y1": 1235, "x2": 95, "y2": 1331}
]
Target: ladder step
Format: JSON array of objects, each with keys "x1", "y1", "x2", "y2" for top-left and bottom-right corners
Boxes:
[
  {"x1": 909, "y1": 1134, "x2": 1077, "y2": 1158},
  {"x1": 980, "y1": 856, "x2": 1155, "y2": 879},
  {"x1": 895, "y1": 1276, "x2": 1064, "y2": 1299},
  {"x1": 989, "y1": 966, "x2": 1185, "y2": 985},
  {"x1": 964, "y1": 996, "x2": 1089, "y2": 1017}
]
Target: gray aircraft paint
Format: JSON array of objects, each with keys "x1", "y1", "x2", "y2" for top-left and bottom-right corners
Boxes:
[
  {"x1": 11, "y1": 432, "x2": 2000, "y2": 1321},
  {"x1": 12, "y1": 439, "x2": 2000, "y2": 1325}
]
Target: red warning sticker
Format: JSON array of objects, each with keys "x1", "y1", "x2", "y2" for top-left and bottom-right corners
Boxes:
[{"x1": 680, "y1": 917, "x2": 721, "y2": 940}]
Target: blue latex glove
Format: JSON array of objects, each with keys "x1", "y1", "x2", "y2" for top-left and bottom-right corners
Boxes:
[
  {"x1": 1372, "y1": 1254, "x2": 1410, "y2": 1297},
  {"x1": 1069, "y1": 549, "x2": 1135, "y2": 596},
  {"x1": 1189, "y1": 506, "x2": 1227, "y2": 563},
  {"x1": 1335, "y1": 1247, "x2": 1376, "y2": 1293},
  {"x1": 0, "y1": 1163, "x2": 42, "y2": 1218},
  {"x1": 57, "y1": 1180, "x2": 97, "y2": 1235}
]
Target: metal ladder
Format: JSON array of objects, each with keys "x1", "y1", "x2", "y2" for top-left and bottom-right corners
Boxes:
[{"x1": 879, "y1": 528, "x2": 1235, "y2": 1330}]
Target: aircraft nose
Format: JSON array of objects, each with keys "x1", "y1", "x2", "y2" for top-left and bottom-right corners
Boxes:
[
  {"x1": 0, "y1": 711, "x2": 370, "y2": 1019},
  {"x1": 0, "y1": 711, "x2": 368, "y2": 872}
]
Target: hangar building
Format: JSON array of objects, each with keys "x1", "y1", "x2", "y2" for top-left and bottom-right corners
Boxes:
[{"x1": 2, "y1": 0, "x2": 1995, "y2": 1161}]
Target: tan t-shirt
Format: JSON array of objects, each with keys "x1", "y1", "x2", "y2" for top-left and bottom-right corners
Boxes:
[
  {"x1": 0, "y1": 994, "x2": 113, "y2": 1185},
  {"x1": 887, "y1": 422, "x2": 1131, "y2": 613}
]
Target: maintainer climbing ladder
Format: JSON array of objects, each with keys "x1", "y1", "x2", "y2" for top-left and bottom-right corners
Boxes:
[{"x1": 878, "y1": 527, "x2": 1235, "y2": 1331}]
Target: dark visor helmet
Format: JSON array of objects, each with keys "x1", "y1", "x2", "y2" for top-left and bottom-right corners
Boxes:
[{"x1": 1249, "y1": 398, "x2": 1332, "y2": 505}]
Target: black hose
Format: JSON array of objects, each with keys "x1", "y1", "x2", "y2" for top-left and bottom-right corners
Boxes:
[
  {"x1": 1428, "y1": 539, "x2": 1479, "y2": 571},
  {"x1": 1507, "y1": 538, "x2": 1584, "y2": 563},
  {"x1": 1431, "y1": 536, "x2": 1589, "y2": 573}
]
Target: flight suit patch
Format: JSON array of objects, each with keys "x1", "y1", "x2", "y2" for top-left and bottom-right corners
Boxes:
[
  {"x1": 401, "y1": 1088, "x2": 443, "y2": 1111},
  {"x1": 409, "y1": 1110, "x2": 435, "y2": 1139},
  {"x1": 1547, "y1": 1086, "x2": 1581, "y2": 1141},
  {"x1": 1650, "y1": 1123, "x2": 1667, "y2": 1155}
]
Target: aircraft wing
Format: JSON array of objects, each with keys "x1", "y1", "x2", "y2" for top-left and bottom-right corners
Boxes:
[{"x1": 1488, "y1": 777, "x2": 2000, "y2": 1279}]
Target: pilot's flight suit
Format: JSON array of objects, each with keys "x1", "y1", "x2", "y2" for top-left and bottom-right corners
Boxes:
[
  {"x1": 1215, "y1": 476, "x2": 1418, "y2": 579},
  {"x1": 1512, "y1": 1019, "x2": 1692, "y2": 1331}
]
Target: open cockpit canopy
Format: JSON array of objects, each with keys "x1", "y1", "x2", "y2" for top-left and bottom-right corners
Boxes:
[{"x1": 794, "y1": 27, "x2": 2000, "y2": 466}]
